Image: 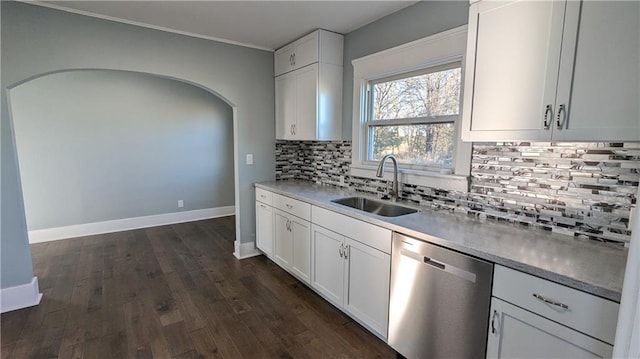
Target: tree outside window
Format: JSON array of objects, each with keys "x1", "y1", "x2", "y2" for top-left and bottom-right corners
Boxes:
[{"x1": 367, "y1": 64, "x2": 461, "y2": 169}]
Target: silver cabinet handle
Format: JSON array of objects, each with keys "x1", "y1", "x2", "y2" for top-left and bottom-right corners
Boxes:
[
  {"x1": 290, "y1": 124, "x2": 294, "y2": 135},
  {"x1": 285, "y1": 204, "x2": 293, "y2": 209},
  {"x1": 259, "y1": 204, "x2": 266, "y2": 209},
  {"x1": 339, "y1": 244, "x2": 344, "y2": 258},
  {"x1": 491, "y1": 310, "x2": 499, "y2": 334},
  {"x1": 344, "y1": 245, "x2": 349, "y2": 259},
  {"x1": 286, "y1": 219, "x2": 291, "y2": 232},
  {"x1": 556, "y1": 104, "x2": 566, "y2": 129},
  {"x1": 260, "y1": 194, "x2": 266, "y2": 199},
  {"x1": 533, "y1": 293, "x2": 569, "y2": 309},
  {"x1": 543, "y1": 104, "x2": 553, "y2": 129},
  {"x1": 292, "y1": 52, "x2": 295, "y2": 66}
]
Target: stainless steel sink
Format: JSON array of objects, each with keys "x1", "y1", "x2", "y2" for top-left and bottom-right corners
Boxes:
[{"x1": 331, "y1": 197, "x2": 418, "y2": 217}]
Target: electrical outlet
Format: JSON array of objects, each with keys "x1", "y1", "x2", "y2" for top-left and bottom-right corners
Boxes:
[
  {"x1": 178, "y1": 200, "x2": 184, "y2": 208},
  {"x1": 246, "y1": 154, "x2": 253, "y2": 165}
]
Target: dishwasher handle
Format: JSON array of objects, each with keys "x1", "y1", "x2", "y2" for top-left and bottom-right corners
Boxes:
[
  {"x1": 400, "y1": 247, "x2": 477, "y2": 283},
  {"x1": 423, "y1": 256, "x2": 445, "y2": 270}
]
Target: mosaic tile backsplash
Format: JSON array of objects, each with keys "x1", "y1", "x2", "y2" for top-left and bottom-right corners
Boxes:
[{"x1": 275, "y1": 140, "x2": 640, "y2": 245}]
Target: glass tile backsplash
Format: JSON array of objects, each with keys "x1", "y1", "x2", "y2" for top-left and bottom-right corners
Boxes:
[{"x1": 275, "y1": 140, "x2": 639, "y2": 244}]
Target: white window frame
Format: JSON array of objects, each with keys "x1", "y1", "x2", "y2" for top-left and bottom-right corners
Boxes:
[{"x1": 350, "y1": 25, "x2": 471, "y2": 192}]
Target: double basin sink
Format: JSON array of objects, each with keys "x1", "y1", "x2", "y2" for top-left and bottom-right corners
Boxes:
[{"x1": 331, "y1": 197, "x2": 418, "y2": 217}]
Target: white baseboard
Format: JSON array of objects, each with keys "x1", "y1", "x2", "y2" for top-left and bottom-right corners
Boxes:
[
  {"x1": 1, "y1": 277, "x2": 43, "y2": 313},
  {"x1": 233, "y1": 240, "x2": 262, "y2": 259},
  {"x1": 28, "y1": 206, "x2": 235, "y2": 243}
]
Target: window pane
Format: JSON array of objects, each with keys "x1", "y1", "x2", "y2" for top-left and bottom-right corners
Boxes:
[
  {"x1": 372, "y1": 67, "x2": 461, "y2": 120},
  {"x1": 369, "y1": 123, "x2": 454, "y2": 167}
]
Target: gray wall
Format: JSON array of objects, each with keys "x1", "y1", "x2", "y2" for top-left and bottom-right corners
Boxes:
[
  {"x1": 1, "y1": 2, "x2": 274, "y2": 289},
  {"x1": 342, "y1": 1, "x2": 469, "y2": 138},
  {"x1": 11, "y1": 70, "x2": 234, "y2": 231}
]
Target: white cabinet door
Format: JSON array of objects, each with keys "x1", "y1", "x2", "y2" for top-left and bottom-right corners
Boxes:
[
  {"x1": 311, "y1": 225, "x2": 345, "y2": 306},
  {"x1": 273, "y1": 210, "x2": 292, "y2": 268},
  {"x1": 291, "y1": 31, "x2": 318, "y2": 71},
  {"x1": 274, "y1": 31, "x2": 318, "y2": 76},
  {"x1": 275, "y1": 73, "x2": 296, "y2": 140},
  {"x1": 290, "y1": 217, "x2": 311, "y2": 284},
  {"x1": 556, "y1": 1, "x2": 640, "y2": 141},
  {"x1": 255, "y1": 202, "x2": 273, "y2": 257},
  {"x1": 487, "y1": 298, "x2": 613, "y2": 359},
  {"x1": 463, "y1": 0, "x2": 567, "y2": 141},
  {"x1": 293, "y1": 64, "x2": 318, "y2": 140},
  {"x1": 274, "y1": 42, "x2": 295, "y2": 77},
  {"x1": 344, "y1": 237, "x2": 391, "y2": 339}
]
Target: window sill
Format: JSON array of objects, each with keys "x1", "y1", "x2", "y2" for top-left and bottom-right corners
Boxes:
[{"x1": 349, "y1": 164, "x2": 469, "y2": 192}]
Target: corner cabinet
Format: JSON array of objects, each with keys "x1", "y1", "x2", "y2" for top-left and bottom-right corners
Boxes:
[
  {"x1": 462, "y1": 0, "x2": 640, "y2": 142},
  {"x1": 486, "y1": 266, "x2": 619, "y2": 358},
  {"x1": 274, "y1": 29, "x2": 343, "y2": 141}
]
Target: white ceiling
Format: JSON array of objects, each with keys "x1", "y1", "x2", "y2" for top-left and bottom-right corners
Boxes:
[{"x1": 33, "y1": 1, "x2": 418, "y2": 51}]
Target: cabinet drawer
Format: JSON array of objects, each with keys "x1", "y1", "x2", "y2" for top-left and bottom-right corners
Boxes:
[
  {"x1": 255, "y1": 188, "x2": 273, "y2": 205},
  {"x1": 272, "y1": 193, "x2": 311, "y2": 221},
  {"x1": 493, "y1": 265, "x2": 619, "y2": 345},
  {"x1": 312, "y1": 206, "x2": 391, "y2": 254}
]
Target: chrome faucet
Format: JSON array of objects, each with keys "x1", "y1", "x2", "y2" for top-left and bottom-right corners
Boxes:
[{"x1": 376, "y1": 154, "x2": 399, "y2": 201}]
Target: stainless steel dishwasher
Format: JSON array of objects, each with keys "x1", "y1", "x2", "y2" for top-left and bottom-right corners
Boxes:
[{"x1": 388, "y1": 233, "x2": 493, "y2": 359}]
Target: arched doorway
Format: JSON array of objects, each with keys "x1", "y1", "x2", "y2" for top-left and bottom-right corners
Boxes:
[{"x1": 9, "y1": 69, "x2": 237, "y2": 238}]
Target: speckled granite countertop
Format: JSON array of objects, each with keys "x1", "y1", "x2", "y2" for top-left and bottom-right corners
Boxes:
[{"x1": 255, "y1": 180, "x2": 628, "y2": 302}]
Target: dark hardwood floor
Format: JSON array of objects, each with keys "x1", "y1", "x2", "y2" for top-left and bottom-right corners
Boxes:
[{"x1": 1, "y1": 217, "x2": 396, "y2": 358}]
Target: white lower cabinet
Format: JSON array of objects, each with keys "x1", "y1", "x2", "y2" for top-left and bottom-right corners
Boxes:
[
  {"x1": 311, "y1": 225, "x2": 345, "y2": 305},
  {"x1": 255, "y1": 188, "x2": 274, "y2": 256},
  {"x1": 311, "y1": 222, "x2": 391, "y2": 340},
  {"x1": 255, "y1": 201, "x2": 273, "y2": 256},
  {"x1": 487, "y1": 298, "x2": 612, "y2": 359},
  {"x1": 256, "y1": 188, "x2": 311, "y2": 284},
  {"x1": 343, "y1": 237, "x2": 390, "y2": 338},
  {"x1": 487, "y1": 265, "x2": 619, "y2": 359},
  {"x1": 274, "y1": 209, "x2": 311, "y2": 284}
]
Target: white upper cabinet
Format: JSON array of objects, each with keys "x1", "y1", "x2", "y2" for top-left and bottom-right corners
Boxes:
[
  {"x1": 274, "y1": 30, "x2": 343, "y2": 141},
  {"x1": 558, "y1": 1, "x2": 640, "y2": 141},
  {"x1": 462, "y1": 0, "x2": 640, "y2": 142},
  {"x1": 274, "y1": 31, "x2": 318, "y2": 76},
  {"x1": 274, "y1": 30, "x2": 342, "y2": 76}
]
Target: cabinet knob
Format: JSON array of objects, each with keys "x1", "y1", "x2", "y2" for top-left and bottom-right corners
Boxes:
[{"x1": 543, "y1": 104, "x2": 553, "y2": 129}]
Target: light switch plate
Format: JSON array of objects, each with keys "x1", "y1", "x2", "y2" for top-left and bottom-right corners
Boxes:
[{"x1": 246, "y1": 154, "x2": 253, "y2": 165}]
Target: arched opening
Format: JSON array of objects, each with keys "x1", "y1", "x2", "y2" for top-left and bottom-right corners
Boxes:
[{"x1": 7, "y1": 69, "x2": 240, "y2": 243}]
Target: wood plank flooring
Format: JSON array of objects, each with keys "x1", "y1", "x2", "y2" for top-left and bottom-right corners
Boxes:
[{"x1": 1, "y1": 217, "x2": 397, "y2": 358}]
